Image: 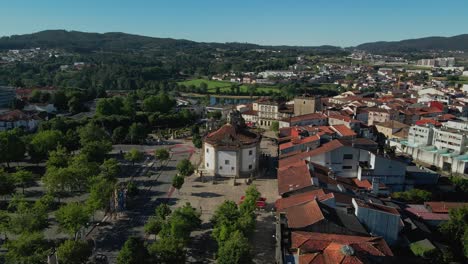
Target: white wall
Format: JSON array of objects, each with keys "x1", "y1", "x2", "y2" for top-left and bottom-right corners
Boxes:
[
  {"x1": 217, "y1": 150, "x2": 237, "y2": 176},
  {"x1": 240, "y1": 146, "x2": 257, "y2": 172},
  {"x1": 204, "y1": 144, "x2": 215, "y2": 172}
]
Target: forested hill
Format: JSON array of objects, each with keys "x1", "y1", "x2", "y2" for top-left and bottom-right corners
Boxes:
[
  {"x1": 0, "y1": 30, "x2": 202, "y2": 52},
  {"x1": 0, "y1": 30, "x2": 342, "y2": 53},
  {"x1": 356, "y1": 34, "x2": 468, "y2": 52}
]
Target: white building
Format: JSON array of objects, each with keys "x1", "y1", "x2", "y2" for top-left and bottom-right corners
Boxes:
[
  {"x1": 203, "y1": 111, "x2": 261, "y2": 177},
  {"x1": 408, "y1": 125, "x2": 435, "y2": 146},
  {"x1": 0, "y1": 110, "x2": 40, "y2": 131},
  {"x1": 284, "y1": 139, "x2": 407, "y2": 191},
  {"x1": 352, "y1": 198, "x2": 403, "y2": 245}
]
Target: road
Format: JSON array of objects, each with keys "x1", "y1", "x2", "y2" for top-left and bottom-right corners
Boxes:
[{"x1": 87, "y1": 143, "x2": 193, "y2": 263}]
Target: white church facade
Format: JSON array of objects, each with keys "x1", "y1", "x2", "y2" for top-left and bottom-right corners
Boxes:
[{"x1": 203, "y1": 111, "x2": 261, "y2": 177}]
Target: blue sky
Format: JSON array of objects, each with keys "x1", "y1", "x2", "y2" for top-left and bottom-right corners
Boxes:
[{"x1": 1, "y1": 0, "x2": 467, "y2": 47}]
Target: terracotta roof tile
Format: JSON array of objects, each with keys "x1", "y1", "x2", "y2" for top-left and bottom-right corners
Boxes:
[
  {"x1": 291, "y1": 231, "x2": 393, "y2": 264},
  {"x1": 276, "y1": 189, "x2": 331, "y2": 211},
  {"x1": 278, "y1": 161, "x2": 313, "y2": 195},
  {"x1": 285, "y1": 200, "x2": 324, "y2": 228}
]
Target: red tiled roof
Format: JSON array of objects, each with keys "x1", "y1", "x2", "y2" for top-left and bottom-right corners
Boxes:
[
  {"x1": 424, "y1": 202, "x2": 468, "y2": 214},
  {"x1": 289, "y1": 113, "x2": 328, "y2": 124},
  {"x1": 279, "y1": 135, "x2": 320, "y2": 151},
  {"x1": 279, "y1": 140, "x2": 345, "y2": 168},
  {"x1": 292, "y1": 231, "x2": 393, "y2": 264},
  {"x1": 205, "y1": 123, "x2": 260, "y2": 147},
  {"x1": 242, "y1": 110, "x2": 258, "y2": 116},
  {"x1": 277, "y1": 160, "x2": 312, "y2": 195},
  {"x1": 284, "y1": 200, "x2": 324, "y2": 228},
  {"x1": 276, "y1": 189, "x2": 333, "y2": 211},
  {"x1": 331, "y1": 124, "x2": 357, "y2": 137},
  {"x1": 354, "y1": 199, "x2": 400, "y2": 215},
  {"x1": 415, "y1": 119, "x2": 442, "y2": 127},
  {"x1": 352, "y1": 179, "x2": 372, "y2": 189},
  {"x1": 0, "y1": 110, "x2": 29, "y2": 121},
  {"x1": 405, "y1": 205, "x2": 450, "y2": 221}
]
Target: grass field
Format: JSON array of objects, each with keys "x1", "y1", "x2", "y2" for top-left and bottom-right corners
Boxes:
[{"x1": 178, "y1": 79, "x2": 281, "y2": 94}]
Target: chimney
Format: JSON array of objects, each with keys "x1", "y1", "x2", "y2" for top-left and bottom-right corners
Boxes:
[{"x1": 371, "y1": 177, "x2": 380, "y2": 195}]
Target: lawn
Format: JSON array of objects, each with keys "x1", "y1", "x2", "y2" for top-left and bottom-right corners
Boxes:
[{"x1": 178, "y1": 79, "x2": 281, "y2": 94}]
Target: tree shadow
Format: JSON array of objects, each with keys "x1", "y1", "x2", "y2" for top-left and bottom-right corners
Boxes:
[{"x1": 191, "y1": 192, "x2": 223, "y2": 198}]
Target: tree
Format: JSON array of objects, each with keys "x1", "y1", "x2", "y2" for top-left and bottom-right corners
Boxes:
[
  {"x1": 391, "y1": 189, "x2": 432, "y2": 203},
  {"x1": 100, "y1": 158, "x2": 120, "y2": 182},
  {"x1": 117, "y1": 237, "x2": 150, "y2": 264},
  {"x1": 155, "y1": 148, "x2": 170, "y2": 169},
  {"x1": 0, "y1": 169, "x2": 16, "y2": 198},
  {"x1": 192, "y1": 134, "x2": 202, "y2": 149},
  {"x1": 172, "y1": 175, "x2": 185, "y2": 192},
  {"x1": 148, "y1": 236, "x2": 186, "y2": 264},
  {"x1": 30, "y1": 89, "x2": 42, "y2": 103},
  {"x1": 155, "y1": 203, "x2": 172, "y2": 220},
  {"x1": 4, "y1": 232, "x2": 51, "y2": 264},
  {"x1": 128, "y1": 122, "x2": 147, "y2": 144},
  {"x1": 46, "y1": 145, "x2": 70, "y2": 168},
  {"x1": 86, "y1": 177, "x2": 115, "y2": 213},
  {"x1": 440, "y1": 206, "x2": 468, "y2": 259},
  {"x1": 176, "y1": 159, "x2": 194, "y2": 176},
  {"x1": 80, "y1": 140, "x2": 112, "y2": 163},
  {"x1": 270, "y1": 121, "x2": 279, "y2": 132},
  {"x1": 12, "y1": 168, "x2": 34, "y2": 194},
  {"x1": 29, "y1": 130, "x2": 63, "y2": 163},
  {"x1": 53, "y1": 90, "x2": 68, "y2": 111},
  {"x1": 78, "y1": 123, "x2": 108, "y2": 146},
  {"x1": 216, "y1": 230, "x2": 252, "y2": 264},
  {"x1": 112, "y1": 126, "x2": 127, "y2": 144},
  {"x1": 56, "y1": 239, "x2": 92, "y2": 264},
  {"x1": 0, "y1": 129, "x2": 26, "y2": 167},
  {"x1": 0, "y1": 210, "x2": 10, "y2": 239},
  {"x1": 55, "y1": 202, "x2": 90, "y2": 239},
  {"x1": 125, "y1": 148, "x2": 144, "y2": 166},
  {"x1": 8, "y1": 195, "x2": 50, "y2": 234}
]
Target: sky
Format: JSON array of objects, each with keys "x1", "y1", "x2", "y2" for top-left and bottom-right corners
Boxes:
[{"x1": 1, "y1": 0, "x2": 467, "y2": 47}]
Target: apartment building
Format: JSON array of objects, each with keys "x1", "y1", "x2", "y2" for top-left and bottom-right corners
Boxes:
[{"x1": 408, "y1": 125, "x2": 435, "y2": 146}]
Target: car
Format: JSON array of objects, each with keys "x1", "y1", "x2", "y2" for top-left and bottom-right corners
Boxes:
[{"x1": 94, "y1": 254, "x2": 108, "y2": 263}]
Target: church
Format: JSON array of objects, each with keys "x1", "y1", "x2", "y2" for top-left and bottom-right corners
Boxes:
[{"x1": 203, "y1": 111, "x2": 261, "y2": 178}]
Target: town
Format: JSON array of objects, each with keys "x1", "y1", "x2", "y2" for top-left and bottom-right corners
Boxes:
[{"x1": 0, "y1": 6, "x2": 468, "y2": 264}]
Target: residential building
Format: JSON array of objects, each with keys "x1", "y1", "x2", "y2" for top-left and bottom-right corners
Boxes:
[
  {"x1": 286, "y1": 231, "x2": 393, "y2": 264},
  {"x1": 367, "y1": 108, "x2": 400, "y2": 125},
  {"x1": 278, "y1": 113, "x2": 327, "y2": 128},
  {"x1": 375, "y1": 120, "x2": 409, "y2": 139},
  {"x1": 0, "y1": 86, "x2": 15, "y2": 108},
  {"x1": 352, "y1": 198, "x2": 403, "y2": 245},
  {"x1": 0, "y1": 110, "x2": 41, "y2": 131}
]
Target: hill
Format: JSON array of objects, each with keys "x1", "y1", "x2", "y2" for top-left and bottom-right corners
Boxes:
[
  {"x1": 356, "y1": 34, "x2": 468, "y2": 52},
  {"x1": 0, "y1": 30, "x2": 343, "y2": 53}
]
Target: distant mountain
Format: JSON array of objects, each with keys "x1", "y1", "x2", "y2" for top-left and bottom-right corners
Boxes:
[
  {"x1": 0, "y1": 30, "x2": 342, "y2": 53},
  {"x1": 355, "y1": 34, "x2": 468, "y2": 52}
]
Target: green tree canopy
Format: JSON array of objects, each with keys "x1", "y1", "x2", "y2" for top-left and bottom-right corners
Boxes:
[
  {"x1": 148, "y1": 236, "x2": 186, "y2": 264},
  {"x1": 55, "y1": 202, "x2": 90, "y2": 239},
  {"x1": 125, "y1": 148, "x2": 144, "y2": 166},
  {"x1": 5, "y1": 232, "x2": 51, "y2": 264},
  {"x1": 440, "y1": 206, "x2": 468, "y2": 259},
  {"x1": 12, "y1": 168, "x2": 34, "y2": 194},
  {"x1": 176, "y1": 159, "x2": 194, "y2": 177},
  {"x1": 29, "y1": 129, "x2": 63, "y2": 163},
  {"x1": 117, "y1": 237, "x2": 150, "y2": 264},
  {"x1": 56, "y1": 239, "x2": 92, "y2": 264},
  {"x1": 127, "y1": 122, "x2": 147, "y2": 144},
  {"x1": 216, "y1": 230, "x2": 252, "y2": 264},
  {"x1": 0, "y1": 128, "x2": 26, "y2": 167},
  {"x1": 155, "y1": 148, "x2": 170, "y2": 162}
]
